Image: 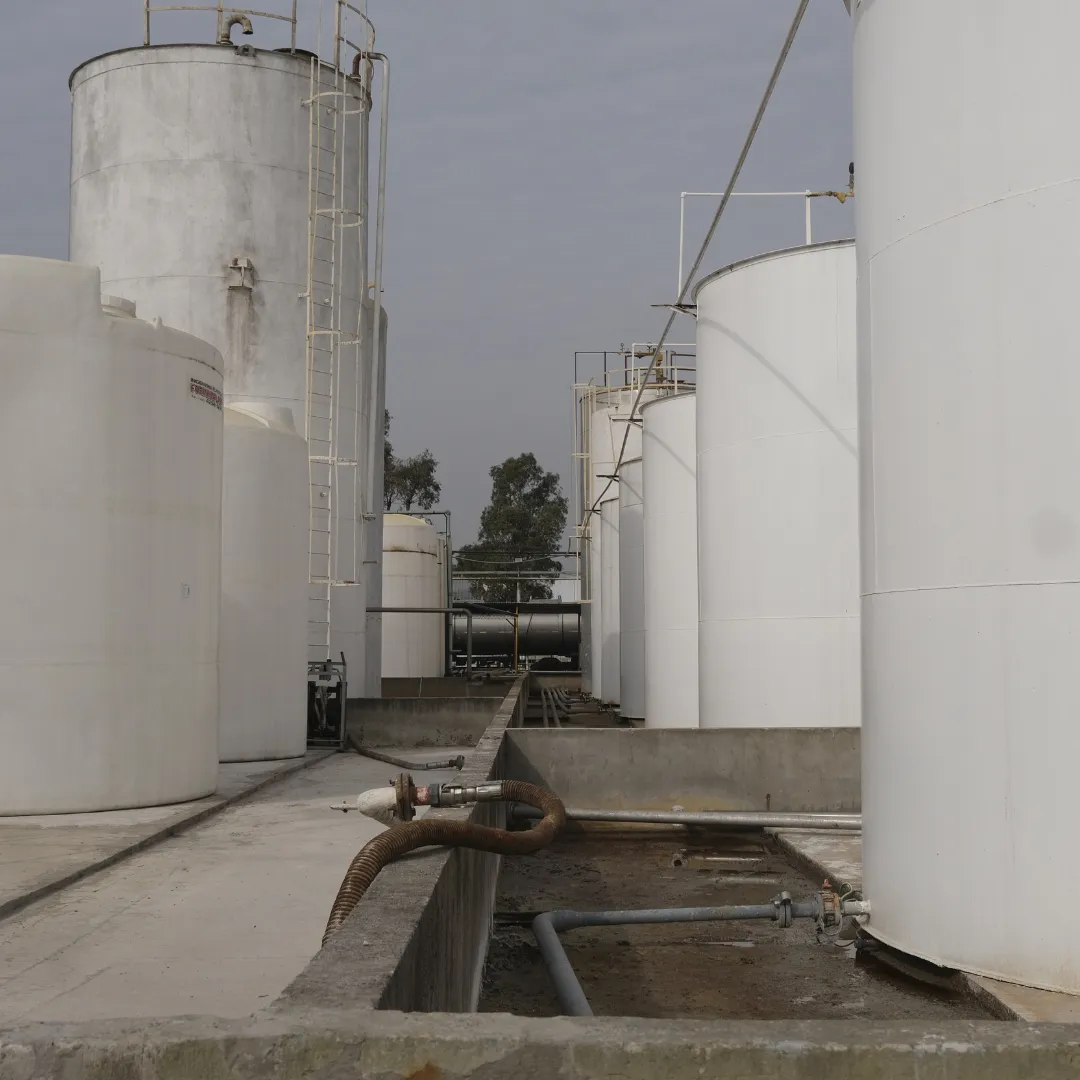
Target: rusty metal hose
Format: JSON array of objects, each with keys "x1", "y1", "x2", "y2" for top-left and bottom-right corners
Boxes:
[{"x1": 323, "y1": 780, "x2": 565, "y2": 943}]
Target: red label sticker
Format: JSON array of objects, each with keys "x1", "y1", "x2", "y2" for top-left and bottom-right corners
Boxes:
[{"x1": 190, "y1": 378, "x2": 222, "y2": 410}]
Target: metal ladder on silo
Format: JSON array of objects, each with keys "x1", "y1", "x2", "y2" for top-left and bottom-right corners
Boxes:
[{"x1": 303, "y1": 52, "x2": 367, "y2": 663}]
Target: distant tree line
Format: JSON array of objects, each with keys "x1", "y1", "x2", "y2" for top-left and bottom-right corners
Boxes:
[{"x1": 383, "y1": 410, "x2": 441, "y2": 512}]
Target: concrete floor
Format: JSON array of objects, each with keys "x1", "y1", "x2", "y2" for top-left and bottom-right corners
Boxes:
[{"x1": 0, "y1": 749, "x2": 468, "y2": 1025}]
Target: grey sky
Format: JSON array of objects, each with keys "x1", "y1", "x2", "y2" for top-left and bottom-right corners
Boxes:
[{"x1": 0, "y1": 1, "x2": 854, "y2": 543}]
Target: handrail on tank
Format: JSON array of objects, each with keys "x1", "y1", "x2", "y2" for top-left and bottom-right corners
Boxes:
[
  {"x1": 335, "y1": 1, "x2": 376, "y2": 70},
  {"x1": 144, "y1": 1, "x2": 298, "y2": 52}
]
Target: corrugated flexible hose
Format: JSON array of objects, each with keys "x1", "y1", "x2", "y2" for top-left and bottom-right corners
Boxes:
[{"x1": 323, "y1": 780, "x2": 565, "y2": 944}]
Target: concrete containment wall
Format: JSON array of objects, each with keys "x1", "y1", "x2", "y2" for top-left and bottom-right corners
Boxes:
[
  {"x1": 504, "y1": 727, "x2": 860, "y2": 812},
  {"x1": 380, "y1": 676, "x2": 513, "y2": 699},
  {"x1": 282, "y1": 677, "x2": 526, "y2": 1013},
  {"x1": 347, "y1": 697, "x2": 504, "y2": 747}
]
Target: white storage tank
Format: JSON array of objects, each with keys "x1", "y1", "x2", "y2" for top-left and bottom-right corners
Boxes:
[
  {"x1": 0, "y1": 258, "x2": 223, "y2": 814},
  {"x1": 585, "y1": 383, "x2": 664, "y2": 703},
  {"x1": 219, "y1": 404, "x2": 308, "y2": 762},
  {"x1": 68, "y1": 41, "x2": 374, "y2": 691},
  {"x1": 855, "y1": 0, "x2": 1080, "y2": 992},
  {"x1": 599, "y1": 499, "x2": 621, "y2": 706},
  {"x1": 695, "y1": 240, "x2": 858, "y2": 729},
  {"x1": 641, "y1": 394, "x2": 698, "y2": 729},
  {"x1": 381, "y1": 515, "x2": 445, "y2": 678},
  {"x1": 618, "y1": 458, "x2": 645, "y2": 720}
]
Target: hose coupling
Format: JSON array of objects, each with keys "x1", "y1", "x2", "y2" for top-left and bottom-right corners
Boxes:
[{"x1": 430, "y1": 781, "x2": 505, "y2": 807}]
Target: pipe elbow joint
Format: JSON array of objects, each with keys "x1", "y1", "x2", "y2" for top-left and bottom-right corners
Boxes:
[{"x1": 219, "y1": 13, "x2": 254, "y2": 44}]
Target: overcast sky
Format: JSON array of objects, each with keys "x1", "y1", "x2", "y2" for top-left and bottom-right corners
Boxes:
[{"x1": 0, "y1": 1, "x2": 854, "y2": 543}]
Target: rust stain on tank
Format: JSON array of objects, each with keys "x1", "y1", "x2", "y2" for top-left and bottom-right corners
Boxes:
[{"x1": 405, "y1": 1066, "x2": 442, "y2": 1080}]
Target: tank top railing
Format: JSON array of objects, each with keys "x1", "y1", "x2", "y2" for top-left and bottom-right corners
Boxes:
[{"x1": 143, "y1": 2, "x2": 298, "y2": 50}]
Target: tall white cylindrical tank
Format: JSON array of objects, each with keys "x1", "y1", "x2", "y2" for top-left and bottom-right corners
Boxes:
[
  {"x1": 363, "y1": 311, "x2": 390, "y2": 697},
  {"x1": 219, "y1": 404, "x2": 308, "y2": 762},
  {"x1": 68, "y1": 44, "x2": 372, "y2": 690},
  {"x1": 586, "y1": 384, "x2": 663, "y2": 703},
  {"x1": 618, "y1": 458, "x2": 645, "y2": 719},
  {"x1": 695, "y1": 240, "x2": 858, "y2": 730},
  {"x1": 381, "y1": 515, "x2": 444, "y2": 678},
  {"x1": 0, "y1": 258, "x2": 223, "y2": 814},
  {"x1": 642, "y1": 394, "x2": 698, "y2": 729},
  {"x1": 599, "y1": 499, "x2": 621, "y2": 705},
  {"x1": 855, "y1": 0, "x2": 1080, "y2": 992}
]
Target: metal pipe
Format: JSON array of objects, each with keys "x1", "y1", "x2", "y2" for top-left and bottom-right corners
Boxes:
[
  {"x1": 533, "y1": 898, "x2": 821, "y2": 1016},
  {"x1": 346, "y1": 734, "x2": 464, "y2": 772},
  {"x1": 511, "y1": 806, "x2": 861, "y2": 831},
  {"x1": 363, "y1": 51, "x2": 389, "y2": 523},
  {"x1": 367, "y1": 606, "x2": 471, "y2": 675}
]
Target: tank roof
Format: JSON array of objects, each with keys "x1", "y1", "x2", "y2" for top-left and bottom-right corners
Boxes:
[{"x1": 691, "y1": 237, "x2": 855, "y2": 303}]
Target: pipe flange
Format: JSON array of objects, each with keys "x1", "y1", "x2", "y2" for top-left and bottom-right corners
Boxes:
[
  {"x1": 393, "y1": 772, "x2": 417, "y2": 823},
  {"x1": 773, "y1": 891, "x2": 793, "y2": 929}
]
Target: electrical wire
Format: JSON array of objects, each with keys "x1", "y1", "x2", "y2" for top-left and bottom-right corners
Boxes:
[{"x1": 586, "y1": 0, "x2": 811, "y2": 518}]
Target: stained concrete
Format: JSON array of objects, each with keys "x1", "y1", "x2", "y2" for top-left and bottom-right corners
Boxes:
[
  {"x1": 0, "y1": 751, "x2": 468, "y2": 1025},
  {"x1": 6, "y1": 1013, "x2": 1080, "y2": 1080},
  {"x1": 505, "y1": 727, "x2": 861, "y2": 812},
  {"x1": 348, "y1": 696, "x2": 503, "y2": 747},
  {"x1": 380, "y1": 676, "x2": 512, "y2": 699},
  {"x1": 0, "y1": 754, "x2": 333, "y2": 921}
]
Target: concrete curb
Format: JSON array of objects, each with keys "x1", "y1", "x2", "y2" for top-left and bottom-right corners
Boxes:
[{"x1": 0, "y1": 749, "x2": 337, "y2": 924}]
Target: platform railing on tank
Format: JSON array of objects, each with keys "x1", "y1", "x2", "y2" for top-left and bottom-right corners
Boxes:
[
  {"x1": 570, "y1": 348, "x2": 697, "y2": 558},
  {"x1": 143, "y1": 1, "x2": 298, "y2": 49}
]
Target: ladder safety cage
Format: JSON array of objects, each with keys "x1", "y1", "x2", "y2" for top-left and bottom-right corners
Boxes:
[{"x1": 303, "y1": 1, "x2": 376, "y2": 662}]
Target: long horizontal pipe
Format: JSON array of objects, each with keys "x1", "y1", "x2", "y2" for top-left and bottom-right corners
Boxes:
[
  {"x1": 534, "y1": 900, "x2": 820, "y2": 1016},
  {"x1": 511, "y1": 806, "x2": 861, "y2": 830}
]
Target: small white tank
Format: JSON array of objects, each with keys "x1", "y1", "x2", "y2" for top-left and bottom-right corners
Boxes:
[
  {"x1": 642, "y1": 394, "x2": 698, "y2": 729},
  {"x1": 381, "y1": 515, "x2": 444, "y2": 678},
  {"x1": 618, "y1": 458, "x2": 645, "y2": 719},
  {"x1": 219, "y1": 404, "x2": 308, "y2": 763},
  {"x1": 695, "y1": 240, "x2": 859, "y2": 729},
  {"x1": 0, "y1": 257, "x2": 223, "y2": 814}
]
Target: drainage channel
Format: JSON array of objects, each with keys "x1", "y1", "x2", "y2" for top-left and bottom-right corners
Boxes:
[{"x1": 478, "y1": 830, "x2": 998, "y2": 1021}]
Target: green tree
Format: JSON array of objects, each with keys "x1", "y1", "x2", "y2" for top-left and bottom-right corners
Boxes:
[
  {"x1": 458, "y1": 453, "x2": 568, "y2": 602},
  {"x1": 384, "y1": 410, "x2": 441, "y2": 512}
]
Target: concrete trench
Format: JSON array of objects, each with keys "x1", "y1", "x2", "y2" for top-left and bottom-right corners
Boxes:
[{"x1": 2, "y1": 676, "x2": 1080, "y2": 1078}]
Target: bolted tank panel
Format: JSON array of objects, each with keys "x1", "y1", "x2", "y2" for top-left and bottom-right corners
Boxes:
[
  {"x1": 68, "y1": 43, "x2": 373, "y2": 685},
  {"x1": 695, "y1": 240, "x2": 859, "y2": 730},
  {"x1": 856, "y1": 0, "x2": 1080, "y2": 993},
  {"x1": 618, "y1": 458, "x2": 645, "y2": 719},
  {"x1": 642, "y1": 393, "x2": 698, "y2": 729},
  {"x1": 219, "y1": 404, "x2": 308, "y2": 762},
  {"x1": 381, "y1": 515, "x2": 444, "y2": 678},
  {"x1": 0, "y1": 257, "x2": 222, "y2": 814}
]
